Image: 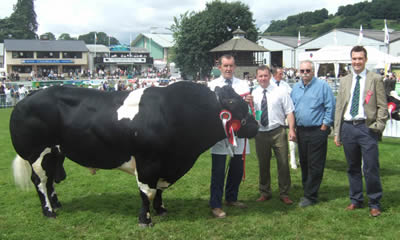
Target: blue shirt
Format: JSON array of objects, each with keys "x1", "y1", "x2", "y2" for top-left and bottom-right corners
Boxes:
[{"x1": 291, "y1": 77, "x2": 335, "y2": 127}]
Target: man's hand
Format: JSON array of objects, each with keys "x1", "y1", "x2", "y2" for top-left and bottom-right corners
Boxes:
[
  {"x1": 334, "y1": 136, "x2": 342, "y2": 147},
  {"x1": 288, "y1": 129, "x2": 297, "y2": 142},
  {"x1": 320, "y1": 124, "x2": 328, "y2": 131},
  {"x1": 244, "y1": 94, "x2": 253, "y2": 104}
]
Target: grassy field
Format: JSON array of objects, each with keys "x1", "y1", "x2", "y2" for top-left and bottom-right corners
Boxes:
[{"x1": 1, "y1": 107, "x2": 399, "y2": 240}]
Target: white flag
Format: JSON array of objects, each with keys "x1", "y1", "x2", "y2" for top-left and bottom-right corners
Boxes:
[
  {"x1": 297, "y1": 31, "x2": 301, "y2": 47},
  {"x1": 384, "y1": 19, "x2": 390, "y2": 45},
  {"x1": 357, "y1": 25, "x2": 363, "y2": 44}
]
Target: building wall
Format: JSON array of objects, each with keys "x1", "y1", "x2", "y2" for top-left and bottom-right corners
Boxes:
[
  {"x1": 258, "y1": 38, "x2": 296, "y2": 68},
  {"x1": 133, "y1": 36, "x2": 165, "y2": 61}
]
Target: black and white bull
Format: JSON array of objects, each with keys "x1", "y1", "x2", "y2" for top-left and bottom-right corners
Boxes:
[{"x1": 10, "y1": 81, "x2": 258, "y2": 227}]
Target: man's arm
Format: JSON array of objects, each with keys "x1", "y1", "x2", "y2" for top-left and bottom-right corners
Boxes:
[
  {"x1": 287, "y1": 112, "x2": 296, "y2": 142},
  {"x1": 375, "y1": 76, "x2": 388, "y2": 131}
]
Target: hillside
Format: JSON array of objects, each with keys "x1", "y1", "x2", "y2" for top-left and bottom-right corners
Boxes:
[{"x1": 264, "y1": 0, "x2": 400, "y2": 37}]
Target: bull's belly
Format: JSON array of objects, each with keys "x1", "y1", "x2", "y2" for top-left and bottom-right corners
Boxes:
[{"x1": 65, "y1": 150, "x2": 131, "y2": 170}]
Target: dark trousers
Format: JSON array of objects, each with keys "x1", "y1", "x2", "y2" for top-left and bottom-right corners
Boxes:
[
  {"x1": 255, "y1": 127, "x2": 291, "y2": 198},
  {"x1": 340, "y1": 122, "x2": 382, "y2": 209},
  {"x1": 297, "y1": 127, "x2": 329, "y2": 202},
  {"x1": 209, "y1": 154, "x2": 243, "y2": 209}
]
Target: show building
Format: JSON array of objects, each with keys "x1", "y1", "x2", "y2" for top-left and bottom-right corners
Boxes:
[{"x1": 3, "y1": 39, "x2": 89, "y2": 80}]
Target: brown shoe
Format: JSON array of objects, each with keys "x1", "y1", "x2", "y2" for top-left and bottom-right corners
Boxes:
[
  {"x1": 225, "y1": 201, "x2": 247, "y2": 208},
  {"x1": 370, "y1": 208, "x2": 381, "y2": 217},
  {"x1": 280, "y1": 196, "x2": 293, "y2": 205},
  {"x1": 256, "y1": 195, "x2": 271, "y2": 202},
  {"x1": 346, "y1": 203, "x2": 363, "y2": 210},
  {"x1": 211, "y1": 208, "x2": 226, "y2": 218}
]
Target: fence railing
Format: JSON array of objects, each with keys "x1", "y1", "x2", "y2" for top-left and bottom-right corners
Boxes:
[{"x1": 0, "y1": 93, "x2": 26, "y2": 108}]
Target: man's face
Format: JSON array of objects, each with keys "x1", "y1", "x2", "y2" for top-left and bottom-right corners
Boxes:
[
  {"x1": 219, "y1": 57, "x2": 235, "y2": 80},
  {"x1": 256, "y1": 69, "x2": 271, "y2": 89},
  {"x1": 299, "y1": 62, "x2": 314, "y2": 84},
  {"x1": 273, "y1": 69, "x2": 284, "y2": 81},
  {"x1": 351, "y1": 51, "x2": 367, "y2": 74}
]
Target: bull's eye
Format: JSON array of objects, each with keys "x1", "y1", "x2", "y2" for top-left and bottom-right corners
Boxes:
[
  {"x1": 241, "y1": 119, "x2": 246, "y2": 126},
  {"x1": 229, "y1": 100, "x2": 233, "y2": 104}
]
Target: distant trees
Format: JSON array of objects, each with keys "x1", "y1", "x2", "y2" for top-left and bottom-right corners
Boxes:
[
  {"x1": 58, "y1": 33, "x2": 76, "y2": 40},
  {"x1": 77, "y1": 32, "x2": 119, "y2": 45},
  {"x1": 171, "y1": 0, "x2": 258, "y2": 79},
  {"x1": 265, "y1": 0, "x2": 400, "y2": 37},
  {"x1": 40, "y1": 32, "x2": 56, "y2": 40}
]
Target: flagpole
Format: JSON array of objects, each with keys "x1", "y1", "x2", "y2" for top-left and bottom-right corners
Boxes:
[{"x1": 94, "y1": 32, "x2": 97, "y2": 57}]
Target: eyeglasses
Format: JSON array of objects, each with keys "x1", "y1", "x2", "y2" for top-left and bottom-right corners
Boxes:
[{"x1": 300, "y1": 69, "x2": 312, "y2": 73}]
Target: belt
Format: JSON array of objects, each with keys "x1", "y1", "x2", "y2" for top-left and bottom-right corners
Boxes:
[
  {"x1": 344, "y1": 120, "x2": 365, "y2": 125},
  {"x1": 296, "y1": 125, "x2": 320, "y2": 130}
]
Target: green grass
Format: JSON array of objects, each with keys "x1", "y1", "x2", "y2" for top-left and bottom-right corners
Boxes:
[{"x1": 1, "y1": 107, "x2": 400, "y2": 239}]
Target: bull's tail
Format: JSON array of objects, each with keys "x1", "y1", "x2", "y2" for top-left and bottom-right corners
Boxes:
[{"x1": 12, "y1": 155, "x2": 33, "y2": 190}]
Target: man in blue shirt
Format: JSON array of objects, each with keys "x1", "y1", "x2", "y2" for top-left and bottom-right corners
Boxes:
[{"x1": 291, "y1": 60, "x2": 335, "y2": 207}]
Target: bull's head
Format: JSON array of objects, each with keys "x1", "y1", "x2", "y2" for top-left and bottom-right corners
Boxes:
[{"x1": 215, "y1": 86, "x2": 259, "y2": 140}]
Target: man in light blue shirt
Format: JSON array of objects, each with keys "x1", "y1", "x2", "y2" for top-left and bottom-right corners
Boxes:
[{"x1": 290, "y1": 60, "x2": 335, "y2": 207}]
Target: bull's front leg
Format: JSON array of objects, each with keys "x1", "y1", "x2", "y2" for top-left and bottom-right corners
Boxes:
[{"x1": 153, "y1": 189, "x2": 167, "y2": 216}]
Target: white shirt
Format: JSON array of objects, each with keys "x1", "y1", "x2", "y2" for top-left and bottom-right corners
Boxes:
[
  {"x1": 271, "y1": 77, "x2": 292, "y2": 95},
  {"x1": 344, "y1": 69, "x2": 367, "y2": 121},
  {"x1": 208, "y1": 76, "x2": 251, "y2": 155},
  {"x1": 253, "y1": 84, "x2": 294, "y2": 132}
]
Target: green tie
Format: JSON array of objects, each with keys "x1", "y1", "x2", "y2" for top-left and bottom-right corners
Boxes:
[{"x1": 350, "y1": 75, "x2": 361, "y2": 117}]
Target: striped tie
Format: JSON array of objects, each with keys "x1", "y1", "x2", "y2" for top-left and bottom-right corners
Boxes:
[
  {"x1": 261, "y1": 89, "x2": 269, "y2": 127},
  {"x1": 225, "y1": 79, "x2": 232, "y2": 86},
  {"x1": 350, "y1": 75, "x2": 361, "y2": 117}
]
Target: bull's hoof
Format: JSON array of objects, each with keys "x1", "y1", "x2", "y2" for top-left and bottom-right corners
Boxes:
[
  {"x1": 43, "y1": 210, "x2": 57, "y2": 218},
  {"x1": 155, "y1": 208, "x2": 167, "y2": 216},
  {"x1": 138, "y1": 222, "x2": 154, "y2": 228},
  {"x1": 53, "y1": 202, "x2": 62, "y2": 210}
]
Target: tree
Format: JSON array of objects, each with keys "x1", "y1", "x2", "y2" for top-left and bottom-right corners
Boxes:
[
  {"x1": 8, "y1": 0, "x2": 38, "y2": 39},
  {"x1": 58, "y1": 33, "x2": 76, "y2": 40},
  {"x1": 40, "y1": 32, "x2": 56, "y2": 40},
  {"x1": 171, "y1": 1, "x2": 258, "y2": 79},
  {"x1": 0, "y1": 0, "x2": 37, "y2": 42}
]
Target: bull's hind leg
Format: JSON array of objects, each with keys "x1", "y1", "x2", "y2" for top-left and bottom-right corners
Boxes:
[
  {"x1": 153, "y1": 189, "x2": 167, "y2": 216},
  {"x1": 31, "y1": 147, "x2": 64, "y2": 217},
  {"x1": 138, "y1": 190, "x2": 154, "y2": 227}
]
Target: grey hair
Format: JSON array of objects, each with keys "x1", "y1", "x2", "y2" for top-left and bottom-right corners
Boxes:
[{"x1": 300, "y1": 60, "x2": 315, "y2": 72}]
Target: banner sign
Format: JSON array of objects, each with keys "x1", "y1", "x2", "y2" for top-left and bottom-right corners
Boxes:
[
  {"x1": 22, "y1": 60, "x2": 74, "y2": 64},
  {"x1": 103, "y1": 58, "x2": 146, "y2": 63}
]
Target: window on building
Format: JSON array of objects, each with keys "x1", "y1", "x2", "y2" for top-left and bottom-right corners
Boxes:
[
  {"x1": 12, "y1": 65, "x2": 33, "y2": 73},
  {"x1": 62, "y1": 52, "x2": 82, "y2": 58},
  {"x1": 12, "y1": 51, "x2": 34, "y2": 58},
  {"x1": 37, "y1": 51, "x2": 60, "y2": 58}
]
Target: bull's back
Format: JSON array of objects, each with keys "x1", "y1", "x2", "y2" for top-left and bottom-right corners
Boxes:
[{"x1": 10, "y1": 86, "x2": 130, "y2": 162}]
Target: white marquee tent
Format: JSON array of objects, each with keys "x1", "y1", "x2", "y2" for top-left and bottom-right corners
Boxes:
[{"x1": 299, "y1": 45, "x2": 400, "y2": 77}]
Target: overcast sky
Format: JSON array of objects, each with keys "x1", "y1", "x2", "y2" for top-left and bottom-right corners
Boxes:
[{"x1": 0, "y1": 0, "x2": 366, "y2": 44}]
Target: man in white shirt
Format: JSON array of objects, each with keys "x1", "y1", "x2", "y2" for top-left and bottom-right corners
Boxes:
[
  {"x1": 208, "y1": 54, "x2": 252, "y2": 218},
  {"x1": 271, "y1": 67, "x2": 298, "y2": 169},
  {"x1": 252, "y1": 65, "x2": 296, "y2": 205}
]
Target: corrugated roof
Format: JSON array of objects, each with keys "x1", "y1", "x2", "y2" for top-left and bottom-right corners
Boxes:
[
  {"x1": 210, "y1": 37, "x2": 268, "y2": 52},
  {"x1": 337, "y1": 28, "x2": 400, "y2": 43},
  {"x1": 4, "y1": 39, "x2": 88, "y2": 52},
  {"x1": 86, "y1": 44, "x2": 110, "y2": 53},
  {"x1": 259, "y1": 36, "x2": 312, "y2": 48},
  {"x1": 133, "y1": 33, "x2": 174, "y2": 48}
]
